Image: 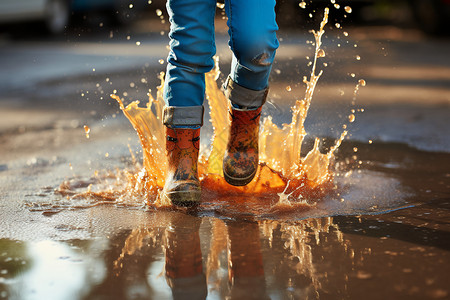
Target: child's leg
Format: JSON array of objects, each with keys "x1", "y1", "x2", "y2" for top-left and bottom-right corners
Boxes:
[
  {"x1": 163, "y1": 0, "x2": 217, "y2": 128},
  {"x1": 162, "y1": 0, "x2": 217, "y2": 206},
  {"x1": 223, "y1": 0, "x2": 279, "y2": 108},
  {"x1": 222, "y1": 0, "x2": 278, "y2": 186}
]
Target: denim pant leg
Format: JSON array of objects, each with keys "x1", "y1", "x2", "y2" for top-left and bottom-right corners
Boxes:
[
  {"x1": 224, "y1": 0, "x2": 279, "y2": 108},
  {"x1": 163, "y1": 0, "x2": 217, "y2": 127}
]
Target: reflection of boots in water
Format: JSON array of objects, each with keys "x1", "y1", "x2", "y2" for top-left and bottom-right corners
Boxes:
[
  {"x1": 226, "y1": 220, "x2": 269, "y2": 300},
  {"x1": 162, "y1": 127, "x2": 201, "y2": 207},
  {"x1": 165, "y1": 213, "x2": 207, "y2": 300},
  {"x1": 223, "y1": 105, "x2": 262, "y2": 186}
]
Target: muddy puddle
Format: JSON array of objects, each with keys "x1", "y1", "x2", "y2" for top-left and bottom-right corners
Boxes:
[
  {"x1": 1, "y1": 140, "x2": 449, "y2": 299},
  {"x1": 1, "y1": 108, "x2": 449, "y2": 300}
]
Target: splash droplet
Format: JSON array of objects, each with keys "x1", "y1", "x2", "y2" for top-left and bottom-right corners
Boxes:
[
  {"x1": 356, "y1": 55, "x2": 361, "y2": 60},
  {"x1": 136, "y1": 41, "x2": 141, "y2": 46},
  {"x1": 299, "y1": 1, "x2": 306, "y2": 8},
  {"x1": 345, "y1": 6, "x2": 352, "y2": 13},
  {"x1": 335, "y1": 23, "x2": 341, "y2": 29},
  {"x1": 349, "y1": 114, "x2": 355, "y2": 123},
  {"x1": 156, "y1": 9, "x2": 163, "y2": 16},
  {"x1": 317, "y1": 49, "x2": 326, "y2": 58},
  {"x1": 158, "y1": 59, "x2": 164, "y2": 64},
  {"x1": 84, "y1": 125, "x2": 90, "y2": 139},
  {"x1": 286, "y1": 85, "x2": 292, "y2": 92},
  {"x1": 358, "y1": 79, "x2": 366, "y2": 86}
]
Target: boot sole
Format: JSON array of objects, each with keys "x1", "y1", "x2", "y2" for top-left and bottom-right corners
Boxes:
[
  {"x1": 162, "y1": 190, "x2": 201, "y2": 207},
  {"x1": 223, "y1": 169, "x2": 257, "y2": 186}
]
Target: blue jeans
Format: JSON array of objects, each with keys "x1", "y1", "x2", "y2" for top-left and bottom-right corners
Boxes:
[{"x1": 163, "y1": 0, "x2": 279, "y2": 127}]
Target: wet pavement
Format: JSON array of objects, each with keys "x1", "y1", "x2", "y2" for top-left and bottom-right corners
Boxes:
[{"x1": 1, "y1": 15, "x2": 450, "y2": 300}]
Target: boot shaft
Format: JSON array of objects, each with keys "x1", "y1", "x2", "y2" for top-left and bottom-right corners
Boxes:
[{"x1": 165, "y1": 127, "x2": 200, "y2": 181}]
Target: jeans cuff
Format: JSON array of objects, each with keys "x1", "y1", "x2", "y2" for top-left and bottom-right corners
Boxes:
[
  {"x1": 163, "y1": 105, "x2": 204, "y2": 127},
  {"x1": 223, "y1": 76, "x2": 268, "y2": 108}
]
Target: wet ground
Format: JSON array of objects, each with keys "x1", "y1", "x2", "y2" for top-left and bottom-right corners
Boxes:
[{"x1": 1, "y1": 15, "x2": 450, "y2": 300}]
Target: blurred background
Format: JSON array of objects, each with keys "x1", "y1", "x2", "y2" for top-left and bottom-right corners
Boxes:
[{"x1": 1, "y1": 0, "x2": 450, "y2": 37}]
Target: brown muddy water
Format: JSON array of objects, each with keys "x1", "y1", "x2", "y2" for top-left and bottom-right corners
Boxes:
[
  {"x1": 1, "y1": 139, "x2": 449, "y2": 300},
  {"x1": 1, "y1": 9, "x2": 450, "y2": 300}
]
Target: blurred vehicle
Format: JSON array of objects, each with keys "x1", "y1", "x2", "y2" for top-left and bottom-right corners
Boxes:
[
  {"x1": 0, "y1": 0, "x2": 70, "y2": 34},
  {"x1": 0, "y1": 0, "x2": 150, "y2": 34}
]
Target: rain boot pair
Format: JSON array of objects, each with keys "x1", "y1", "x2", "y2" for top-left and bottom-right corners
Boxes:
[{"x1": 161, "y1": 105, "x2": 262, "y2": 207}]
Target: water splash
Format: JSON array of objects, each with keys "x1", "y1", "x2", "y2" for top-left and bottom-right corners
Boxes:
[{"x1": 108, "y1": 7, "x2": 351, "y2": 208}]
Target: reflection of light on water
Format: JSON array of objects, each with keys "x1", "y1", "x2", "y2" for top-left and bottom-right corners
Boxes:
[
  {"x1": 15, "y1": 241, "x2": 86, "y2": 300},
  {"x1": 108, "y1": 215, "x2": 352, "y2": 298}
]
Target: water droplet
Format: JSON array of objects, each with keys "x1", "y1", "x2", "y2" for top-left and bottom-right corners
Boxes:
[
  {"x1": 156, "y1": 9, "x2": 163, "y2": 16},
  {"x1": 353, "y1": 147, "x2": 358, "y2": 152},
  {"x1": 286, "y1": 86, "x2": 292, "y2": 92},
  {"x1": 335, "y1": 23, "x2": 341, "y2": 29},
  {"x1": 158, "y1": 59, "x2": 164, "y2": 64},
  {"x1": 126, "y1": 35, "x2": 130, "y2": 40},
  {"x1": 369, "y1": 139, "x2": 373, "y2": 144},
  {"x1": 334, "y1": 4, "x2": 340, "y2": 9},
  {"x1": 130, "y1": 82, "x2": 135, "y2": 88},
  {"x1": 136, "y1": 41, "x2": 141, "y2": 46},
  {"x1": 343, "y1": 31, "x2": 348, "y2": 36},
  {"x1": 84, "y1": 125, "x2": 90, "y2": 139},
  {"x1": 349, "y1": 114, "x2": 355, "y2": 123},
  {"x1": 299, "y1": 1, "x2": 306, "y2": 8},
  {"x1": 317, "y1": 49, "x2": 326, "y2": 58},
  {"x1": 350, "y1": 73, "x2": 356, "y2": 78},
  {"x1": 216, "y1": 2, "x2": 225, "y2": 9},
  {"x1": 275, "y1": 69, "x2": 281, "y2": 74},
  {"x1": 358, "y1": 79, "x2": 366, "y2": 86}
]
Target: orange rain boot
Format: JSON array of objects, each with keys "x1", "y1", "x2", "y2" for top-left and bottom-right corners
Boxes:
[
  {"x1": 162, "y1": 127, "x2": 201, "y2": 206},
  {"x1": 223, "y1": 105, "x2": 262, "y2": 186}
]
